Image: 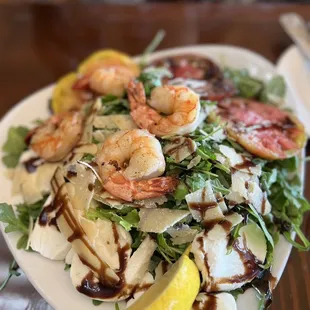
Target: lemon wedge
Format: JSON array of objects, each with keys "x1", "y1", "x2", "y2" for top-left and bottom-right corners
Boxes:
[
  {"x1": 127, "y1": 254, "x2": 200, "y2": 310},
  {"x1": 52, "y1": 72, "x2": 82, "y2": 114},
  {"x1": 78, "y1": 49, "x2": 140, "y2": 76}
]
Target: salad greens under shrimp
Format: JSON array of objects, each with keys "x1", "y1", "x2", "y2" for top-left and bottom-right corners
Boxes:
[{"x1": 0, "y1": 38, "x2": 309, "y2": 310}]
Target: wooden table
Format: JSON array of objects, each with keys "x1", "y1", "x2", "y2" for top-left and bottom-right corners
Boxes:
[{"x1": 0, "y1": 3, "x2": 309, "y2": 310}]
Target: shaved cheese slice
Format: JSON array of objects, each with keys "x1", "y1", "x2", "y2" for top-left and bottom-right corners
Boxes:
[
  {"x1": 30, "y1": 195, "x2": 71, "y2": 260},
  {"x1": 167, "y1": 224, "x2": 198, "y2": 245},
  {"x1": 185, "y1": 181, "x2": 226, "y2": 223},
  {"x1": 64, "y1": 162, "x2": 96, "y2": 212},
  {"x1": 163, "y1": 137, "x2": 197, "y2": 163},
  {"x1": 125, "y1": 235, "x2": 157, "y2": 285},
  {"x1": 138, "y1": 209, "x2": 190, "y2": 233},
  {"x1": 94, "y1": 115, "x2": 137, "y2": 130},
  {"x1": 219, "y1": 145, "x2": 244, "y2": 167},
  {"x1": 218, "y1": 145, "x2": 261, "y2": 175},
  {"x1": 194, "y1": 293, "x2": 237, "y2": 310},
  {"x1": 247, "y1": 181, "x2": 271, "y2": 215}
]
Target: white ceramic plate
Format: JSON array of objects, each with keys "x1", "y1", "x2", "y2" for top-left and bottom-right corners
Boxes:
[
  {"x1": 0, "y1": 45, "x2": 302, "y2": 310},
  {"x1": 277, "y1": 44, "x2": 310, "y2": 136}
]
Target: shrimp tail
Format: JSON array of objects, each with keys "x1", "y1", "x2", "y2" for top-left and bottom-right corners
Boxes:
[
  {"x1": 105, "y1": 173, "x2": 179, "y2": 202},
  {"x1": 127, "y1": 80, "x2": 146, "y2": 110},
  {"x1": 132, "y1": 176, "x2": 179, "y2": 200},
  {"x1": 72, "y1": 74, "x2": 91, "y2": 90}
]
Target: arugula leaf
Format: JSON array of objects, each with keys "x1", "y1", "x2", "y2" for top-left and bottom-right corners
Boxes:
[
  {"x1": 224, "y1": 68, "x2": 263, "y2": 98},
  {"x1": 0, "y1": 260, "x2": 21, "y2": 292},
  {"x1": 246, "y1": 204, "x2": 274, "y2": 248},
  {"x1": 260, "y1": 75, "x2": 286, "y2": 104},
  {"x1": 0, "y1": 203, "x2": 28, "y2": 234},
  {"x1": 86, "y1": 207, "x2": 139, "y2": 231},
  {"x1": 100, "y1": 95, "x2": 129, "y2": 115},
  {"x1": 138, "y1": 67, "x2": 172, "y2": 96},
  {"x1": 92, "y1": 300, "x2": 103, "y2": 306},
  {"x1": 115, "y1": 302, "x2": 120, "y2": 310},
  {"x1": 156, "y1": 233, "x2": 187, "y2": 263},
  {"x1": 0, "y1": 198, "x2": 46, "y2": 249},
  {"x1": 81, "y1": 154, "x2": 95, "y2": 162},
  {"x1": 226, "y1": 222, "x2": 242, "y2": 255},
  {"x1": 2, "y1": 126, "x2": 29, "y2": 168},
  {"x1": 174, "y1": 181, "x2": 189, "y2": 201},
  {"x1": 185, "y1": 172, "x2": 208, "y2": 192},
  {"x1": 64, "y1": 264, "x2": 71, "y2": 271},
  {"x1": 263, "y1": 156, "x2": 310, "y2": 251}
]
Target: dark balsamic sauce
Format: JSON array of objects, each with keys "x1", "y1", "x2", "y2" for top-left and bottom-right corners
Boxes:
[
  {"x1": 192, "y1": 294, "x2": 217, "y2": 310},
  {"x1": 23, "y1": 157, "x2": 42, "y2": 173}
]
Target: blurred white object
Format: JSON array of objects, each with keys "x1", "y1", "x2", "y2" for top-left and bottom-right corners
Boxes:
[
  {"x1": 277, "y1": 45, "x2": 310, "y2": 136},
  {"x1": 280, "y1": 13, "x2": 310, "y2": 62}
]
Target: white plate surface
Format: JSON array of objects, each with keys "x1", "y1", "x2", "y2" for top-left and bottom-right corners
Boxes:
[
  {"x1": 277, "y1": 44, "x2": 310, "y2": 136},
  {"x1": 0, "y1": 45, "x2": 301, "y2": 310}
]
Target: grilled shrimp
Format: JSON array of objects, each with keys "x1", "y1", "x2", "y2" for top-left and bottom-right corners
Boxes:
[
  {"x1": 96, "y1": 129, "x2": 178, "y2": 202},
  {"x1": 29, "y1": 111, "x2": 83, "y2": 162},
  {"x1": 73, "y1": 66, "x2": 135, "y2": 98},
  {"x1": 127, "y1": 81, "x2": 201, "y2": 137}
]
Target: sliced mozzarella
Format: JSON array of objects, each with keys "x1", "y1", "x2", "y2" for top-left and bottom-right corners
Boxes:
[
  {"x1": 185, "y1": 180, "x2": 226, "y2": 223},
  {"x1": 125, "y1": 235, "x2": 157, "y2": 286},
  {"x1": 79, "y1": 217, "x2": 132, "y2": 270},
  {"x1": 56, "y1": 185, "x2": 119, "y2": 283},
  {"x1": 167, "y1": 224, "x2": 198, "y2": 245},
  {"x1": 239, "y1": 223, "x2": 267, "y2": 263},
  {"x1": 193, "y1": 292, "x2": 237, "y2": 310},
  {"x1": 126, "y1": 272, "x2": 154, "y2": 308},
  {"x1": 163, "y1": 137, "x2": 197, "y2": 163},
  {"x1": 191, "y1": 213, "x2": 265, "y2": 292},
  {"x1": 30, "y1": 195, "x2": 71, "y2": 260},
  {"x1": 138, "y1": 208, "x2": 190, "y2": 233},
  {"x1": 12, "y1": 150, "x2": 58, "y2": 203}
]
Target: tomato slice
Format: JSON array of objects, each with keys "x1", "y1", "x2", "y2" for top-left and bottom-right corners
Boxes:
[
  {"x1": 215, "y1": 98, "x2": 306, "y2": 159},
  {"x1": 150, "y1": 54, "x2": 236, "y2": 101}
]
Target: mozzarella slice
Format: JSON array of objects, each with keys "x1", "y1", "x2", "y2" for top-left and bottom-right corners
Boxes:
[
  {"x1": 138, "y1": 209, "x2": 190, "y2": 233},
  {"x1": 185, "y1": 180, "x2": 226, "y2": 223},
  {"x1": 126, "y1": 272, "x2": 155, "y2": 308},
  {"x1": 12, "y1": 150, "x2": 58, "y2": 204},
  {"x1": 191, "y1": 213, "x2": 266, "y2": 292},
  {"x1": 193, "y1": 293, "x2": 237, "y2": 310},
  {"x1": 30, "y1": 195, "x2": 71, "y2": 260}
]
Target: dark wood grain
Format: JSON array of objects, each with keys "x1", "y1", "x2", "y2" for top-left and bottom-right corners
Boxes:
[{"x1": 0, "y1": 3, "x2": 309, "y2": 310}]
